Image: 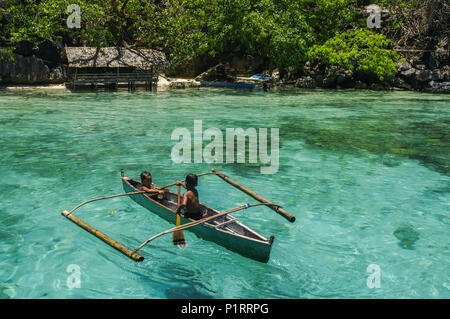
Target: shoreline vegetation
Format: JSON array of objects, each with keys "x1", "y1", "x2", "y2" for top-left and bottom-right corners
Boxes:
[{"x1": 0, "y1": 1, "x2": 448, "y2": 93}]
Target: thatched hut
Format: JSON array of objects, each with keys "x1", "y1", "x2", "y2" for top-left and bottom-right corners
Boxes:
[{"x1": 64, "y1": 47, "x2": 168, "y2": 90}]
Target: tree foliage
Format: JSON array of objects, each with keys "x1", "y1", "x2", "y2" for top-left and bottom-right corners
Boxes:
[
  {"x1": 0, "y1": 0, "x2": 432, "y2": 78},
  {"x1": 308, "y1": 30, "x2": 403, "y2": 80}
]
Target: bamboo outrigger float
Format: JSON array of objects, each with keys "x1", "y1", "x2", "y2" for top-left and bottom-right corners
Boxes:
[
  {"x1": 61, "y1": 168, "x2": 295, "y2": 263},
  {"x1": 211, "y1": 169, "x2": 296, "y2": 222}
]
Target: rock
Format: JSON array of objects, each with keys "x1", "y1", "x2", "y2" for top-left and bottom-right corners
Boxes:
[
  {"x1": 417, "y1": 69, "x2": 432, "y2": 82},
  {"x1": 431, "y1": 71, "x2": 444, "y2": 81},
  {"x1": 354, "y1": 81, "x2": 368, "y2": 89},
  {"x1": 168, "y1": 79, "x2": 201, "y2": 89},
  {"x1": 400, "y1": 68, "x2": 417, "y2": 78},
  {"x1": 369, "y1": 83, "x2": 389, "y2": 90},
  {"x1": 0, "y1": 52, "x2": 51, "y2": 84},
  {"x1": 426, "y1": 51, "x2": 449, "y2": 70},
  {"x1": 322, "y1": 66, "x2": 339, "y2": 88},
  {"x1": 428, "y1": 81, "x2": 450, "y2": 93},
  {"x1": 393, "y1": 224, "x2": 420, "y2": 249},
  {"x1": 442, "y1": 65, "x2": 450, "y2": 81},
  {"x1": 295, "y1": 75, "x2": 316, "y2": 88},
  {"x1": 157, "y1": 74, "x2": 171, "y2": 90},
  {"x1": 336, "y1": 70, "x2": 354, "y2": 88},
  {"x1": 397, "y1": 61, "x2": 412, "y2": 72},
  {"x1": 414, "y1": 64, "x2": 426, "y2": 71},
  {"x1": 49, "y1": 66, "x2": 65, "y2": 83},
  {"x1": 392, "y1": 76, "x2": 412, "y2": 90},
  {"x1": 314, "y1": 74, "x2": 324, "y2": 87},
  {"x1": 336, "y1": 73, "x2": 346, "y2": 84},
  {"x1": 304, "y1": 75, "x2": 315, "y2": 87},
  {"x1": 271, "y1": 68, "x2": 280, "y2": 81}
]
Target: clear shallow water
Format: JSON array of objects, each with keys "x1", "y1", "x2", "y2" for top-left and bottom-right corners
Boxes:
[{"x1": 0, "y1": 88, "x2": 449, "y2": 299}]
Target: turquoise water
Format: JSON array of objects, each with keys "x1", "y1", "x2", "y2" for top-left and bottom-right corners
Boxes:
[{"x1": 0, "y1": 88, "x2": 449, "y2": 299}]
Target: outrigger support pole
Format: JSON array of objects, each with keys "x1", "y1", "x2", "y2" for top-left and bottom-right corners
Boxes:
[
  {"x1": 211, "y1": 169, "x2": 296, "y2": 223},
  {"x1": 61, "y1": 210, "x2": 144, "y2": 262},
  {"x1": 133, "y1": 202, "x2": 280, "y2": 253}
]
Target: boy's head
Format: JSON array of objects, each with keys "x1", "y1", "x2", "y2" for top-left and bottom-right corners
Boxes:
[
  {"x1": 185, "y1": 173, "x2": 198, "y2": 188},
  {"x1": 140, "y1": 171, "x2": 152, "y2": 187}
]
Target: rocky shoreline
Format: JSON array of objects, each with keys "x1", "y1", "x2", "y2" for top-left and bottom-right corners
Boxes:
[
  {"x1": 1, "y1": 47, "x2": 449, "y2": 93},
  {"x1": 291, "y1": 60, "x2": 450, "y2": 93}
]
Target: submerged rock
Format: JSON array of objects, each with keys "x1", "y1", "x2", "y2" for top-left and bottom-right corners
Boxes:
[
  {"x1": 393, "y1": 224, "x2": 420, "y2": 249},
  {"x1": 381, "y1": 154, "x2": 401, "y2": 167}
]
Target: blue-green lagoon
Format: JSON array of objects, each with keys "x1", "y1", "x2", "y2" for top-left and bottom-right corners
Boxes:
[{"x1": 0, "y1": 88, "x2": 449, "y2": 298}]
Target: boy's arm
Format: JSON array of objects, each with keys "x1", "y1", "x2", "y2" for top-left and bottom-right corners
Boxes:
[
  {"x1": 175, "y1": 193, "x2": 188, "y2": 215},
  {"x1": 142, "y1": 185, "x2": 164, "y2": 195},
  {"x1": 176, "y1": 181, "x2": 187, "y2": 189}
]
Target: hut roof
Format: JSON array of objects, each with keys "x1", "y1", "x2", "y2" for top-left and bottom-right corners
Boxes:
[{"x1": 65, "y1": 47, "x2": 168, "y2": 70}]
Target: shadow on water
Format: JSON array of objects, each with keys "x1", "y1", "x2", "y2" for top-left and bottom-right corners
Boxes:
[
  {"x1": 159, "y1": 262, "x2": 217, "y2": 299},
  {"x1": 115, "y1": 247, "x2": 218, "y2": 298},
  {"x1": 165, "y1": 286, "x2": 214, "y2": 299}
]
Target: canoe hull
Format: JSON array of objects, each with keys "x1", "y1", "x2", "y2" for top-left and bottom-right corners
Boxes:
[{"x1": 122, "y1": 178, "x2": 273, "y2": 263}]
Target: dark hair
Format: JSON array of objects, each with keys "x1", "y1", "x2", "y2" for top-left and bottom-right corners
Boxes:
[
  {"x1": 185, "y1": 173, "x2": 198, "y2": 188},
  {"x1": 140, "y1": 171, "x2": 152, "y2": 180}
]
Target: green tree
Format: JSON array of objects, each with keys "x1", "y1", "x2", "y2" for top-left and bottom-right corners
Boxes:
[{"x1": 308, "y1": 30, "x2": 404, "y2": 80}]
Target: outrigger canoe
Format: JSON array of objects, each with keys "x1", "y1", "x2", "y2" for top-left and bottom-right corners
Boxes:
[
  {"x1": 61, "y1": 169, "x2": 294, "y2": 263},
  {"x1": 122, "y1": 174, "x2": 274, "y2": 263}
]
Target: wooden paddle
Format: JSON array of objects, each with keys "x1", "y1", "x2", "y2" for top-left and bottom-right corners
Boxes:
[
  {"x1": 172, "y1": 184, "x2": 186, "y2": 247},
  {"x1": 134, "y1": 202, "x2": 281, "y2": 253}
]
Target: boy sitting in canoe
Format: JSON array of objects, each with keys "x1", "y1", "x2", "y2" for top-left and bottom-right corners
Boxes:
[
  {"x1": 139, "y1": 171, "x2": 165, "y2": 198},
  {"x1": 175, "y1": 173, "x2": 207, "y2": 220}
]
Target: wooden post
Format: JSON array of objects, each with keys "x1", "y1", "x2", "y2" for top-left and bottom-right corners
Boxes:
[
  {"x1": 212, "y1": 169, "x2": 296, "y2": 223},
  {"x1": 73, "y1": 69, "x2": 78, "y2": 90},
  {"x1": 115, "y1": 67, "x2": 119, "y2": 91},
  {"x1": 61, "y1": 210, "x2": 144, "y2": 262}
]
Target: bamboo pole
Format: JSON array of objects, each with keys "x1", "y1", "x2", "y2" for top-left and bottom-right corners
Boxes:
[
  {"x1": 61, "y1": 210, "x2": 144, "y2": 262},
  {"x1": 211, "y1": 169, "x2": 296, "y2": 223},
  {"x1": 134, "y1": 202, "x2": 280, "y2": 252},
  {"x1": 66, "y1": 191, "x2": 145, "y2": 216},
  {"x1": 158, "y1": 172, "x2": 215, "y2": 190}
]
